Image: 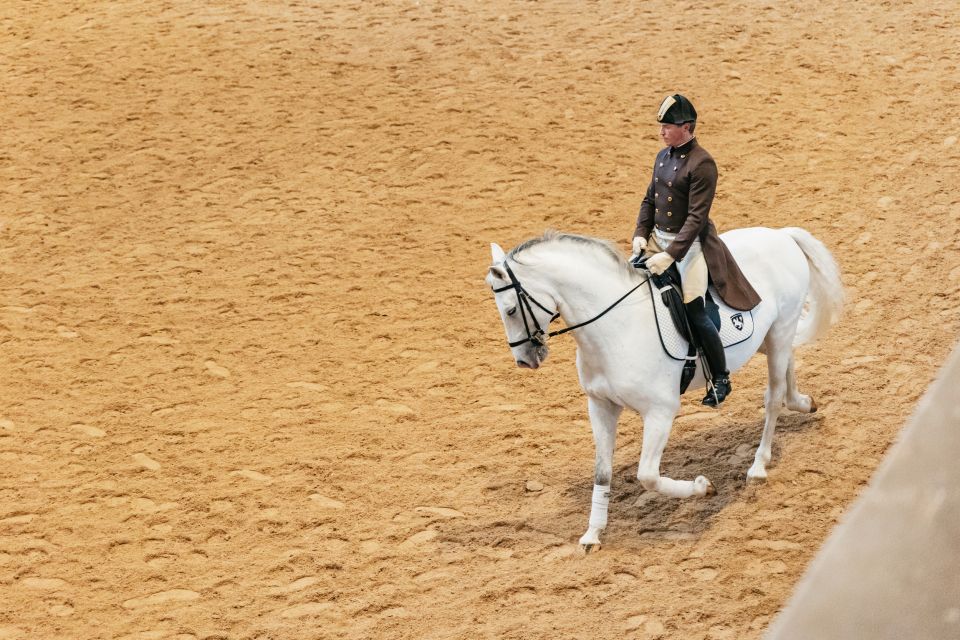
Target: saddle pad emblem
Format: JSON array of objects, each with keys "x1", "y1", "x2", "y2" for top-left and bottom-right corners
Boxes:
[{"x1": 650, "y1": 284, "x2": 755, "y2": 361}]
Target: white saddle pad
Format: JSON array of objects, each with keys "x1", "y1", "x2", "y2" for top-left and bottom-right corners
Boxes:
[{"x1": 649, "y1": 280, "x2": 755, "y2": 361}]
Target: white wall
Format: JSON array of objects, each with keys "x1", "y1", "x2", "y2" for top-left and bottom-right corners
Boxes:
[{"x1": 766, "y1": 342, "x2": 960, "y2": 639}]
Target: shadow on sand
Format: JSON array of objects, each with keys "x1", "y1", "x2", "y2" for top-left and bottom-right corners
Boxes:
[
  {"x1": 438, "y1": 410, "x2": 822, "y2": 553},
  {"x1": 569, "y1": 410, "x2": 825, "y2": 545}
]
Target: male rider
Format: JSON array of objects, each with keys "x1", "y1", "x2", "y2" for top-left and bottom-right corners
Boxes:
[{"x1": 631, "y1": 94, "x2": 761, "y2": 406}]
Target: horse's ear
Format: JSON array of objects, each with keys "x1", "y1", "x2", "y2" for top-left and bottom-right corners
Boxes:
[
  {"x1": 488, "y1": 264, "x2": 507, "y2": 282},
  {"x1": 490, "y1": 242, "x2": 506, "y2": 263}
]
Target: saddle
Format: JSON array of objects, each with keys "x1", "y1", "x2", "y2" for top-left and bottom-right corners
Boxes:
[
  {"x1": 649, "y1": 265, "x2": 716, "y2": 393},
  {"x1": 635, "y1": 260, "x2": 754, "y2": 394}
]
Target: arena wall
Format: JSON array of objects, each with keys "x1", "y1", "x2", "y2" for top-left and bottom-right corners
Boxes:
[{"x1": 766, "y1": 342, "x2": 960, "y2": 638}]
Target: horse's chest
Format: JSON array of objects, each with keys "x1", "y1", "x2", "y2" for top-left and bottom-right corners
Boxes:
[
  {"x1": 580, "y1": 375, "x2": 614, "y2": 399},
  {"x1": 576, "y1": 360, "x2": 625, "y2": 402}
]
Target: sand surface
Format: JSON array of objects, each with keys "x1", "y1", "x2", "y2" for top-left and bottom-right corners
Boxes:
[{"x1": 1, "y1": 1, "x2": 959, "y2": 638}]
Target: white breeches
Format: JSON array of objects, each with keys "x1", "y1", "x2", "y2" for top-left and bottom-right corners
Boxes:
[{"x1": 649, "y1": 232, "x2": 708, "y2": 304}]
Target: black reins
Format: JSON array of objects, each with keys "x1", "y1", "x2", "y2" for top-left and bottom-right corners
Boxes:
[{"x1": 492, "y1": 259, "x2": 649, "y2": 348}]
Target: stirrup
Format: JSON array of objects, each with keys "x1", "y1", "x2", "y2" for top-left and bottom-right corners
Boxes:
[{"x1": 702, "y1": 376, "x2": 731, "y2": 407}]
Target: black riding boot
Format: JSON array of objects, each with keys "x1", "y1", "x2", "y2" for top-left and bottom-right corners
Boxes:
[{"x1": 685, "y1": 296, "x2": 731, "y2": 406}]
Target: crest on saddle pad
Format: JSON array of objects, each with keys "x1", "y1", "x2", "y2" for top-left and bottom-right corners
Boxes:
[{"x1": 647, "y1": 279, "x2": 755, "y2": 362}]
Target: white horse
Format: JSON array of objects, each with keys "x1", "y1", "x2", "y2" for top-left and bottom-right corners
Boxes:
[{"x1": 485, "y1": 227, "x2": 843, "y2": 549}]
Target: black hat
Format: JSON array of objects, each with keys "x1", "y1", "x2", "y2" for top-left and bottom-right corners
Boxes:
[{"x1": 656, "y1": 94, "x2": 697, "y2": 124}]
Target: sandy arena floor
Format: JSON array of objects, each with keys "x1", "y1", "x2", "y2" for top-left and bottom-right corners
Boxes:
[{"x1": 1, "y1": 1, "x2": 959, "y2": 638}]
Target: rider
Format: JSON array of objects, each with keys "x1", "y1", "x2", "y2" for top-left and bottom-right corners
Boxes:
[{"x1": 631, "y1": 94, "x2": 761, "y2": 406}]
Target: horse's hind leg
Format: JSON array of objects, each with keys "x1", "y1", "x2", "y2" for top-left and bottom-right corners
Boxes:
[
  {"x1": 637, "y1": 406, "x2": 714, "y2": 498},
  {"x1": 748, "y1": 328, "x2": 792, "y2": 481},
  {"x1": 578, "y1": 395, "x2": 623, "y2": 551},
  {"x1": 785, "y1": 354, "x2": 817, "y2": 413},
  {"x1": 747, "y1": 343, "x2": 816, "y2": 482}
]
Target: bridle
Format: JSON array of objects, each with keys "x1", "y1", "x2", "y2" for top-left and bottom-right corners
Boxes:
[
  {"x1": 492, "y1": 261, "x2": 560, "y2": 348},
  {"x1": 492, "y1": 259, "x2": 649, "y2": 348}
]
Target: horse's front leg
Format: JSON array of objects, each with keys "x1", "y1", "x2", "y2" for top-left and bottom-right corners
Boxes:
[
  {"x1": 637, "y1": 406, "x2": 715, "y2": 498},
  {"x1": 578, "y1": 395, "x2": 623, "y2": 551}
]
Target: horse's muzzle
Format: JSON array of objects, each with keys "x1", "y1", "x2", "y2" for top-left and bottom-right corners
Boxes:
[{"x1": 515, "y1": 345, "x2": 548, "y2": 369}]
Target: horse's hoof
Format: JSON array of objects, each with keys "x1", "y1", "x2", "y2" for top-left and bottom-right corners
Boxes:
[
  {"x1": 695, "y1": 475, "x2": 715, "y2": 496},
  {"x1": 809, "y1": 397, "x2": 818, "y2": 413},
  {"x1": 578, "y1": 528, "x2": 602, "y2": 552},
  {"x1": 746, "y1": 468, "x2": 768, "y2": 484}
]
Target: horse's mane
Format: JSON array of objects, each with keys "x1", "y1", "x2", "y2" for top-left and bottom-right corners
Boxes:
[{"x1": 507, "y1": 230, "x2": 637, "y2": 278}]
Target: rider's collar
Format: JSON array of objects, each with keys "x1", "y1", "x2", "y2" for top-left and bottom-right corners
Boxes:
[{"x1": 668, "y1": 137, "x2": 697, "y2": 156}]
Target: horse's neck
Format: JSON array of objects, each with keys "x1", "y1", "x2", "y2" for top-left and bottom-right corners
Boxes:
[{"x1": 538, "y1": 252, "x2": 653, "y2": 352}]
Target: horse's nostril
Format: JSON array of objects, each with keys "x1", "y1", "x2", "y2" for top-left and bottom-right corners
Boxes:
[{"x1": 516, "y1": 359, "x2": 530, "y2": 368}]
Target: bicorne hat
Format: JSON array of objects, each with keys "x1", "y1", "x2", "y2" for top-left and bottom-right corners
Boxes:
[{"x1": 657, "y1": 94, "x2": 697, "y2": 124}]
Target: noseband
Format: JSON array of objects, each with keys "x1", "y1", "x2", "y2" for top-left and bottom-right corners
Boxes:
[{"x1": 492, "y1": 260, "x2": 648, "y2": 348}]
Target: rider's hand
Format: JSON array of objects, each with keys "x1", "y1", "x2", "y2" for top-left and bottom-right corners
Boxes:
[
  {"x1": 631, "y1": 236, "x2": 647, "y2": 257},
  {"x1": 646, "y1": 252, "x2": 675, "y2": 275}
]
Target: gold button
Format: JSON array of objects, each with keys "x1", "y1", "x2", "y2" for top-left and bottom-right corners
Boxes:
[
  {"x1": 655, "y1": 192, "x2": 659, "y2": 197},
  {"x1": 668, "y1": 196, "x2": 672, "y2": 202},
  {"x1": 681, "y1": 154, "x2": 686, "y2": 158},
  {"x1": 655, "y1": 177, "x2": 659, "y2": 183},
  {"x1": 668, "y1": 181, "x2": 672, "y2": 186},
  {"x1": 659, "y1": 162, "x2": 664, "y2": 167},
  {"x1": 656, "y1": 208, "x2": 660, "y2": 213},
  {"x1": 673, "y1": 166, "x2": 677, "y2": 170},
  {"x1": 667, "y1": 211, "x2": 672, "y2": 217}
]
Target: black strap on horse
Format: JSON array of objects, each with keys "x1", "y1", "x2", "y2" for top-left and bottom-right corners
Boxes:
[
  {"x1": 636, "y1": 254, "x2": 717, "y2": 395},
  {"x1": 492, "y1": 261, "x2": 559, "y2": 348},
  {"x1": 492, "y1": 260, "x2": 648, "y2": 348}
]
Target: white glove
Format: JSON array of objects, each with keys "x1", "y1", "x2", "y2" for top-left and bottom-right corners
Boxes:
[
  {"x1": 646, "y1": 251, "x2": 675, "y2": 275},
  {"x1": 631, "y1": 236, "x2": 647, "y2": 257}
]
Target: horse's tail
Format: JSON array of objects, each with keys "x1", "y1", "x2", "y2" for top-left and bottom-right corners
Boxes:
[{"x1": 783, "y1": 227, "x2": 844, "y2": 346}]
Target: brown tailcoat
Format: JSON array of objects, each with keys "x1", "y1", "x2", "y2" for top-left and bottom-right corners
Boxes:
[{"x1": 633, "y1": 138, "x2": 761, "y2": 311}]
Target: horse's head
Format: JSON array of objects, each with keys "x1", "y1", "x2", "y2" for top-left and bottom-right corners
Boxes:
[{"x1": 486, "y1": 242, "x2": 556, "y2": 369}]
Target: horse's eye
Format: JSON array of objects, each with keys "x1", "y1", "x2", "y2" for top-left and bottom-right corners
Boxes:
[{"x1": 507, "y1": 307, "x2": 517, "y2": 316}]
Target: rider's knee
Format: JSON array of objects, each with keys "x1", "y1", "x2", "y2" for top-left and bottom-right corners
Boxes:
[
  {"x1": 684, "y1": 296, "x2": 705, "y2": 312},
  {"x1": 684, "y1": 296, "x2": 709, "y2": 325}
]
